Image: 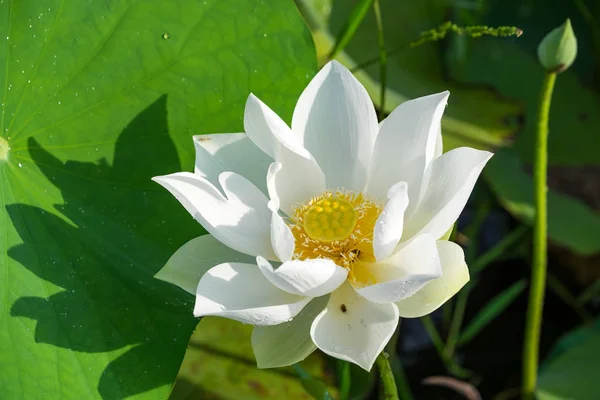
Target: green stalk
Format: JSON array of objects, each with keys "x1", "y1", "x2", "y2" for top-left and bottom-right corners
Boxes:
[
  {"x1": 547, "y1": 273, "x2": 593, "y2": 322},
  {"x1": 351, "y1": 21, "x2": 521, "y2": 72},
  {"x1": 337, "y1": 361, "x2": 351, "y2": 400},
  {"x1": 385, "y1": 321, "x2": 415, "y2": 400},
  {"x1": 327, "y1": 0, "x2": 373, "y2": 60},
  {"x1": 372, "y1": 0, "x2": 387, "y2": 119},
  {"x1": 445, "y1": 199, "x2": 490, "y2": 355},
  {"x1": 421, "y1": 316, "x2": 471, "y2": 378},
  {"x1": 446, "y1": 225, "x2": 529, "y2": 356},
  {"x1": 522, "y1": 71, "x2": 557, "y2": 399},
  {"x1": 576, "y1": 279, "x2": 600, "y2": 307},
  {"x1": 445, "y1": 290, "x2": 469, "y2": 356},
  {"x1": 470, "y1": 225, "x2": 529, "y2": 275},
  {"x1": 375, "y1": 352, "x2": 399, "y2": 400}
]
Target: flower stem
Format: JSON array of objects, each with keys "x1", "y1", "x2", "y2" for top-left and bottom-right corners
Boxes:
[
  {"x1": 470, "y1": 225, "x2": 529, "y2": 275},
  {"x1": 446, "y1": 224, "x2": 529, "y2": 356},
  {"x1": 337, "y1": 361, "x2": 351, "y2": 400},
  {"x1": 445, "y1": 290, "x2": 469, "y2": 356},
  {"x1": 351, "y1": 21, "x2": 521, "y2": 73},
  {"x1": 372, "y1": 0, "x2": 387, "y2": 119},
  {"x1": 421, "y1": 316, "x2": 471, "y2": 379},
  {"x1": 327, "y1": 0, "x2": 373, "y2": 60},
  {"x1": 522, "y1": 71, "x2": 556, "y2": 399},
  {"x1": 376, "y1": 352, "x2": 399, "y2": 400},
  {"x1": 445, "y1": 199, "x2": 490, "y2": 355},
  {"x1": 385, "y1": 321, "x2": 415, "y2": 400}
]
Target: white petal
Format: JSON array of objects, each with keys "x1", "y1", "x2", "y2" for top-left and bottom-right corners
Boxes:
[
  {"x1": 310, "y1": 283, "x2": 399, "y2": 371},
  {"x1": 155, "y1": 235, "x2": 254, "y2": 295},
  {"x1": 244, "y1": 95, "x2": 327, "y2": 212},
  {"x1": 373, "y1": 182, "x2": 409, "y2": 261},
  {"x1": 270, "y1": 210, "x2": 295, "y2": 262},
  {"x1": 434, "y1": 125, "x2": 443, "y2": 159},
  {"x1": 265, "y1": 164, "x2": 295, "y2": 262},
  {"x1": 193, "y1": 133, "x2": 271, "y2": 194},
  {"x1": 252, "y1": 296, "x2": 328, "y2": 368},
  {"x1": 403, "y1": 147, "x2": 493, "y2": 240},
  {"x1": 367, "y1": 91, "x2": 449, "y2": 202},
  {"x1": 257, "y1": 257, "x2": 348, "y2": 297},
  {"x1": 267, "y1": 159, "x2": 325, "y2": 216},
  {"x1": 292, "y1": 60, "x2": 378, "y2": 192},
  {"x1": 194, "y1": 262, "x2": 311, "y2": 325},
  {"x1": 355, "y1": 234, "x2": 442, "y2": 303},
  {"x1": 266, "y1": 162, "x2": 283, "y2": 210},
  {"x1": 244, "y1": 94, "x2": 310, "y2": 159},
  {"x1": 152, "y1": 171, "x2": 275, "y2": 259},
  {"x1": 268, "y1": 198, "x2": 295, "y2": 262},
  {"x1": 396, "y1": 241, "x2": 469, "y2": 318}
]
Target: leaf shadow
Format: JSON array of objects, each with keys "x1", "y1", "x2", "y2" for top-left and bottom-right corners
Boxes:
[{"x1": 7, "y1": 96, "x2": 198, "y2": 399}]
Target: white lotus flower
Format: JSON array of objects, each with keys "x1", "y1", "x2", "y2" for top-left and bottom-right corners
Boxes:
[{"x1": 153, "y1": 61, "x2": 492, "y2": 371}]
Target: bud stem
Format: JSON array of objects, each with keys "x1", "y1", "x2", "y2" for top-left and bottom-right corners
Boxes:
[
  {"x1": 376, "y1": 351, "x2": 400, "y2": 400},
  {"x1": 522, "y1": 71, "x2": 556, "y2": 399}
]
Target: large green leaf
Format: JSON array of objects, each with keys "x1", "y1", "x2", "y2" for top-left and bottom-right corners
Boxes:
[
  {"x1": 297, "y1": 0, "x2": 522, "y2": 152},
  {"x1": 537, "y1": 318, "x2": 600, "y2": 400},
  {"x1": 169, "y1": 317, "x2": 337, "y2": 400},
  {"x1": 0, "y1": 1, "x2": 316, "y2": 398},
  {"x1": 543, "y1": 318, "x2": 600, "y2": 365}
]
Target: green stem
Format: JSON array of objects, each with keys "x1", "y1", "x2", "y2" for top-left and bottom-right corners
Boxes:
[
  {"x1": 337, "y1": 361, "x2": 351, "y2": 400},
  {"x1": 372, "y1": 0, "x2": 387, "y2": 119},
  {"x1": 442, "y1": 298, "x2": 454, "y2": 334},
  {"x1": 375, "y1": 352, "x2": 399, "y2": 400},
  {"x1": 327, "y1": 0, "x2": 373, "y2": 60},
  {"x1": 547, "y1": 274, "x2": 593, "y2": 322},
  {"x1": 445, "y1": 289, "x2": 469, "y2": 356},
  {"x1": 522, "y1": 71, "x2": 556, "y2": 399},
  {"x1": 386, "y1": 319, "x2": 401, "y2": 356},
  {"x1": 446, "y1": 225, "x2": 529, "y2": 355},
  {"x1": 421, "y1": 316, "x2": 471, "y2": 378},
  {"x1": 351, "y1": 21, "x2": 521, "y2": 72},
  {"x1": 576, "y1": 279, "x2": 600, "y2": 307},
  {"x1": 470, "y1": 225, "x2": 529, "y2": 275},
  {"x1": 385, "y1": 321, "x2": 415, "y2": 400},
  {"x1": 445, "y1": 199, "x2": 489, "y2": 355}
]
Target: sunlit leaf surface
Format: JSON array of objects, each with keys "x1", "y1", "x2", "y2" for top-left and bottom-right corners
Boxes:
[{"x1": 0, "y1": 1, "x2": 316, "y2": 398}]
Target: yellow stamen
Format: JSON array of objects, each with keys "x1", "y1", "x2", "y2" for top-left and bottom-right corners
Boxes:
[{"x1": 288, "y1": 190, "x2": 382, "y2": 286}]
